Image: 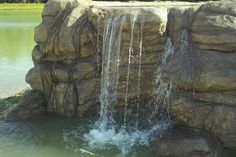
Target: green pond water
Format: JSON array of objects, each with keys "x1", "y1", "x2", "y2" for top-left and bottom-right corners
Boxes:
[
  {"x1": 0, "y1": 115, "x2": 155, "y2": 157},
  {"x1": 0, "y1": 10, "x2": 40, "y2": 98}
]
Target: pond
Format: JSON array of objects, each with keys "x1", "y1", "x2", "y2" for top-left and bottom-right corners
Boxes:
[
  {"x1": 0, "y1": 115, "x2": 155, "y2": 157},
  {"x1": 0, "y1": 10, "x2": 41, "y2": 98}
]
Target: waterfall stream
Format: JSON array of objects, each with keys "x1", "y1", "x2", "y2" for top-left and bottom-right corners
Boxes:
[
  {"x1": 124, "y1": 15, "x2": 137, "y2": 130},
  {"x1": 84, "y1": 10, "x2": 173, "y2": 154}
]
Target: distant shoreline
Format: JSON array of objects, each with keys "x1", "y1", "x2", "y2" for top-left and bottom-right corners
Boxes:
[
  {"x1": 0, "y1": 3, "x2": 44, "y2": 10},
  {"x1": 0, "y1": 87, "x2": 30, "y2": 99}
]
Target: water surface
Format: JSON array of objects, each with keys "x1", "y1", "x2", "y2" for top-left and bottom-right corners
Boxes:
[
  {"x1": 0, "y1": 115, "x2": 155, "y2": 157},
  {"x1": 0, "y1": 10, "x2": 41, "y2": 98}
]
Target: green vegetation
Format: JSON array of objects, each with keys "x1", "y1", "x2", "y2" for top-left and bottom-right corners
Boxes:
[
  {"x1": 0, "y1": 3, "x2": 44, "y2": 10},
  {"x1": 0, "y1": 89, "x2": 29, "y2": 117}
]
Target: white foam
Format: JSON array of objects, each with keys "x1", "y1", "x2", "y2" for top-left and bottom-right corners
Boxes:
[{"x1": 84, "y1": 121, "x2": 171, "y2": 154}]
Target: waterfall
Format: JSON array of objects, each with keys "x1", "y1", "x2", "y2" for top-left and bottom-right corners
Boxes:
[
  {"x1": 123, "y1": 15, "x2": 137, "y2": 130},
  {"x1": 148, "y1": 38, "x2": 174, "y2": 125},
  {"x1": 84, "y1": 10, "x2": 173, "y2": 154},
  {"x1": 97, "y1": 15, "x2": 126, "y2": 130},
  {"x1": 136, "y1": 16, "x2": 144, "y2": 129}
]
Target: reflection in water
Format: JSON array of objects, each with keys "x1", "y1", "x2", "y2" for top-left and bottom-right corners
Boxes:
[{"x1": 0, "y1": 11, "x2": 41, "y2": 97}]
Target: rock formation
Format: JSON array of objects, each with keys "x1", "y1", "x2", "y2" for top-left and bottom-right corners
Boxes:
[
  {"x1": 6, "y1": 0, "x2": 236, "y2": 154},
  {"x1": 152, "y1": 126, "x2": 224, "y2": 157},
  {"x1": 4, "y1": 90, "x2": 46, "y2": 121}
]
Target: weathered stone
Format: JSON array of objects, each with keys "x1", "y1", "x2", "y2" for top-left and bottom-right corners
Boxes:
[
  {"x1": 75, "y1": 78, "x2": 99, "y2": 105},
  {"x1": 77, "y1": 99, "x2": 99, "y2": 117},
  {"x1": 32, "y1": 45, "x2": 44, "y2": 64},
  {"x1": 26, "y1": 63, "x2": 53, "y2": 98},
  {"x1": 171, "y1": 96, "x2": 236, "y2": 135},
  {"x1": 78, "y1": 19, "x2": 97, "y2": 58},
  {"x1": 72, "y1": 61, "x2": 97, "y2": 81},
  {"x1": 152, "y1": 126, "x2": 224, "y2": 157},
  {"x1": 42, "y1": 0, "x2": 75, "y2": 17},
  {"x1": 52, "y1": 62, "x2": 70, "y2": 82},
  {"x1": 168, "y1": 7, "x2": 196, "y2": 43},
  {"x1": 35, "y1": 16, "x2": 55, "y2": 44},
  {"x1": 163, "y1": 47, "x2": 236, "y2": 92},
  {"x1": 179, "y1": 91, "x2": 236, "y2": 107},
  {"x1": 4, "y1": 90, "x2": 46, "y2": 121},
  {"x1": 35, "y1": 0, "x2": 94, "y2": 61},
  {"x1": 218, "y1": 135, "x2": 236, "y2": 150},
  {"x1": 191, "y1": 2, "x2": 236, "y2": 52},
  {"x1": 47, "y1": 82, "x2": 77, "y2": 116}
]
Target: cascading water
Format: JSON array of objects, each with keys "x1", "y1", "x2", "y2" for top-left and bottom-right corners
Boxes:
[
  {"x1": 84, "y1": 9, "x2": 173, "y2": 154},
  {"x1": 123, "y1": 15, "x2": 137, "y2": 130}
]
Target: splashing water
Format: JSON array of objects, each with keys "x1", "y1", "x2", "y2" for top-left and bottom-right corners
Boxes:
[{"x1": 84, "y1": 10, "x2": 174, "y2": 154}]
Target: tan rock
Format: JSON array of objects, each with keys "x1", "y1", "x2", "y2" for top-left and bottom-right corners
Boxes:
[
  {"x1": 26, "y1": 63, "x2": 53, "y2": 98},
  {"x1": 32, "y1": 45, "x2": 44, "y2": 64},
  {"x1": 163, "y1": 48, "x2": 236, "y2": 92},
  {"x1": 72, "y1": 60, "x2": 97, "y2": 81},
  {"x1": 171, "y1": 96, "x2": 236, "y2": 135},
  {"x1": 191, "y1": 2, "x2": 236, "y2": 52},
  {"x1": 153, "y1": 126, "x2": 223, "y2": 157},
  {"x1": 47, "y1": 82, "x2": 77, "y2": 116},
  {"x1": 75, "y1": 78, "x2": 99, "y2": 105}
]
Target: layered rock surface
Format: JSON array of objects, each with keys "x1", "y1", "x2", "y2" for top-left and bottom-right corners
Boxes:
[{"x1": 19, "y1": 0, "x2": 236, "y2": 153}]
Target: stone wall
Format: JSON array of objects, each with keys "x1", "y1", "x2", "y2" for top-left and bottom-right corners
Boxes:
[
  {"x1": 24, "y1": 0, "x2": 236, "y2": 151},
  {"x1": 165, "y1": 2, "x2": 236, "y2": 150}
]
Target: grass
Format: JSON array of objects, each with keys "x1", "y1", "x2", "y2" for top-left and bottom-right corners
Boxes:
[
  {"x1": 0, "y1": 89, "x2": 30, "y2": 117},
  {"x1": 0, "y1": 3, "x2": 44, "y2": 11}
]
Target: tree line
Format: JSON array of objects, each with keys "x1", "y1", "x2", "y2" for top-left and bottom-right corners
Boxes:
[{"x1": 0, "y1": 0, "x2": 47, "y2": 3}]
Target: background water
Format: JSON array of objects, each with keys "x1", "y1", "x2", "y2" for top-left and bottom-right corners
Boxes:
[{"x1": 0, "y1": 10, "x2": 41, "y2": 98}]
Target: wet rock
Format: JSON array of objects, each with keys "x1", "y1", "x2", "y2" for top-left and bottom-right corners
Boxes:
[
  {"x1": 152, "y1": 126, "x2": 224, "y2": 157},
  {"x1": 4, "y1": 90, "x2": 46, "y2": 121}
]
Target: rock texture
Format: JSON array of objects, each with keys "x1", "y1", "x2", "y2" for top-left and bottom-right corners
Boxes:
[
  {"x1": 26, "y1": 0, "x2": 170, "y2": 117},
  {"x1": 22, "y1": 0, "x2": 236, "y2": 153},
  {"x1": 4, "y1": 90, "x2": 46, "y2": 121},
  {"x1": 152, "y1": 126, "x2": 224, "y2": 157},
  {"x1": 162, "y1": 2, "x2": 236, "y2": 151}
]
